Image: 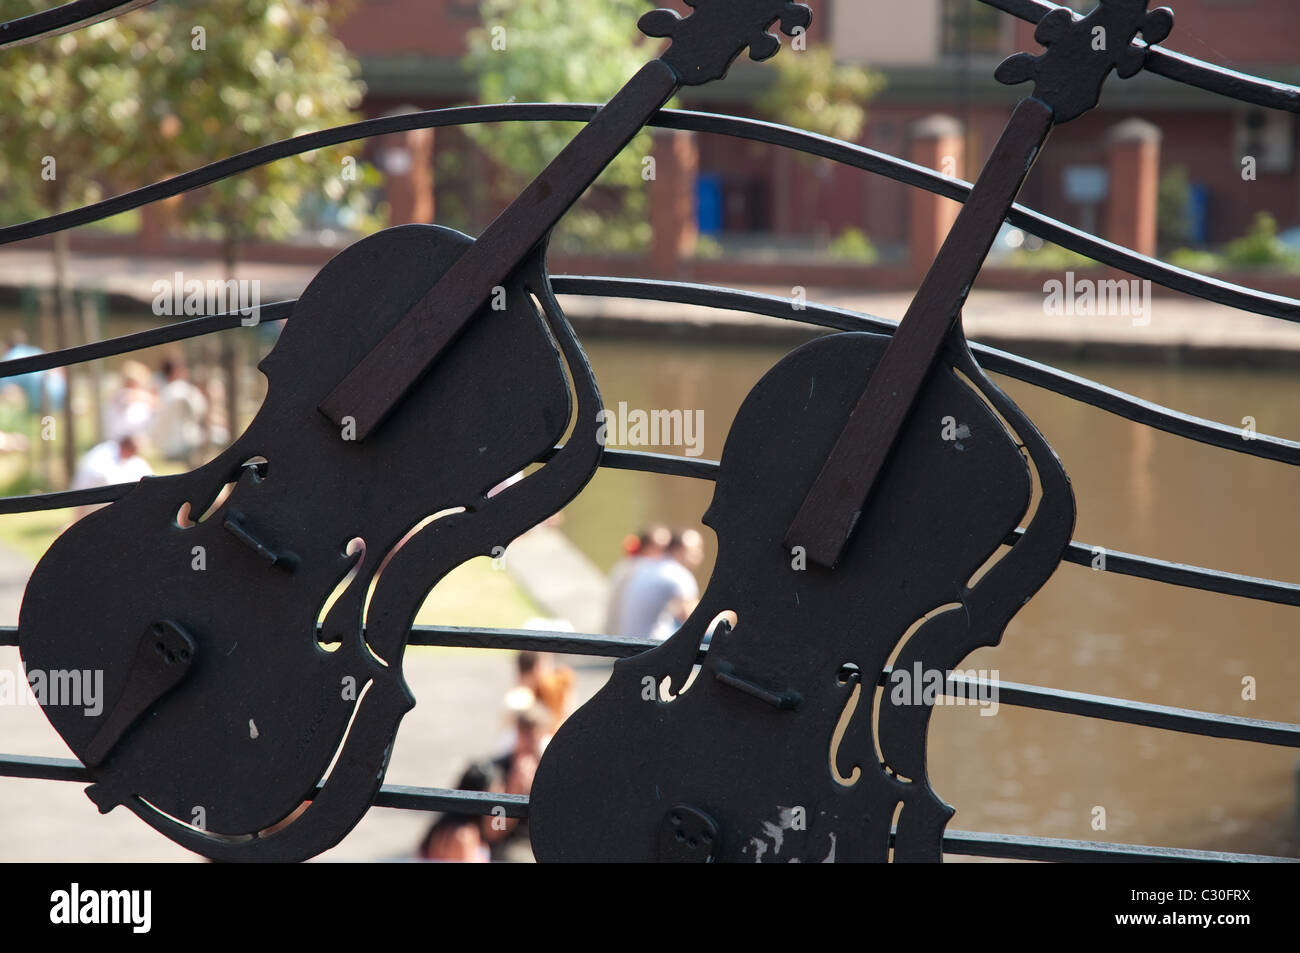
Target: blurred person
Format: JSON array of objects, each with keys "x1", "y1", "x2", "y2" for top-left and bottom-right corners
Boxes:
[
  {"x1": 614, "y1": 528, "x2": 704, "y2": 642},
  {"x1": 197, "y1": 365, "x2": 230, "y2": 447},
  {"x1": 509, "y1": 650, "x2": 575, "y2": 733},
  {"x1": 102, "y1": 361, "x2": 156, "y2": 443},
  {"x1": 70, "y1": 432, "x2": 153, "y2": 521},
  {"x1": 603, "y1": 524, "x2": 670, "y2": 635},
  {"x1": 2, "y1": 330, "x2": 66, "y2": 413},
  {"x1": 150, "y1": 356, "x2": 209, "y2": 465},
  {"x1": 486, "y1": 703, "x2": 550, "y2": 862},
  {"x1": 417, "y1": 762, "x2": 496, "y2": 863}
]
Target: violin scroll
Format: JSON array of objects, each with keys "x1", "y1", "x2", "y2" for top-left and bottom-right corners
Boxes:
[
  {"x1": 641, "y1": 0, "x2": 812, "y2": 86},
  {"x1": 994, "y1": 0, "x2": 1173, "y2": 123}
]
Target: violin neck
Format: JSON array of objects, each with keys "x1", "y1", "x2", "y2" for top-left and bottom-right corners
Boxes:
[
  {"x1": 468, "y1": 59, "x2": 680, "y2": 280},
  {"x1": 318, "y1": 59, "x2": 679, "y2": 440},
  {"x1": 907, "y1": 97, "x2": 1054, "y2": 331},
  {"x1": 784, "y1": 97, "x2": 1054, "y2": 569}
]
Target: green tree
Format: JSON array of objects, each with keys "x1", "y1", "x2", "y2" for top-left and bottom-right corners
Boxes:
[
  {"x1": 757, "y1": 46, "x2": 884, "y2": 144},
  {"x1": 0, "y1": 9, "x2": 154, "y2": 483},
  {"x1": 133, "y1": 0, "x2": 377, "y2": 433},
  {"x1": 0, "y1": 1, "x2": 379, "y2": 478},
  {"x1": 1224, "y1": 211, "x2": 1300, "y2": 269},
  {"x1": 462, "y1": 0, "x2": 663, "y2": 253}
]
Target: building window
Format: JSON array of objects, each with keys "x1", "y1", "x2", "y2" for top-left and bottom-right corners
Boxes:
[
  {"x1": 1236, "y1": 108, "x2": 1296, "y2": 174},
  {"x1": 940, "y1": 0, "x2": 1004, "y2": 56}
]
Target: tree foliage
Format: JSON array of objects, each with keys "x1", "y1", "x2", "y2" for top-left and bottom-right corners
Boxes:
[
  {"x1": 0, "y1": 9, "x2": 151, "y2": 220},
  {"x1": 0, "y1": 0, "x2": 380, "y2": 472},
  {"x1": 0, "y1": 0, "x2": 378, "y2": 247},
  {"x1": 133, "y1": 0, "x2": 379, "y2": 257},
  {"x1": 757, "y1": 46, "x2": 884, "y2": 144},
  {"x1": 462, "y1": 0, "x2": 663, "y2": 253}
]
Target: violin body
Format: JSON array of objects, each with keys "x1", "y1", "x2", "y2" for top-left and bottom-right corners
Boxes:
[
  {"x1": 19, "y1": 224, "x2": 602, "y2": 861},
  {"x1": 529, "y1": 329, "x2": 1074, "y2": 862},
  {"x1": 14, "y1": 0, "x2": 820, "y2": 862}
]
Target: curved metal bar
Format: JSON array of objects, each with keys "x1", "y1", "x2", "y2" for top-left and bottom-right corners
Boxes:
[
  {"x1": 402, "y1": 628, "x2": 1300, "y2": 748},
  {"x1": 0, "y1": 278, "x2": 1293, "y2": 469},
  {"x1": 0, "y1": 105, "x2": 583, "y2": 245},
  {"x1": 598, "y1": 447, "x2": 723, "y2": 481},
  {"x1": 3, "y1": 755, "x2": 1291, "y2": 860},
  {"x1": 1040, "y1": 532, "x2": 1300, "y2": 606},
  {"x1": 7, "y1": 619, "x2": 1300, "y2": 748},
  {"x1": 939, "y1": 829, "x2": 1296, "y2": 864},
  {"x1": 0, "y1": 0, "x2": 151, "y2": 50},
  {"x1": 1, "y1": 103, "x2": 1296, "y2": 324},
  {"x1": 982, "y1": 0, "x2": 1300, "y2": 115},
  {"x1": 0, "y1": 482, "x2": 134, "y2": 515},
  {"x1": 0, "y1": 450, "x2": 1295, "y2": 603},
  {"x1": 550, "y1": 276, "x2": 1300, "y2": 467},
  {"x1": 0, "y1": 295, "x2": 1294, "y2": 604},
  {"x1": 0, "y1": 302, "x2": 292, "y2": 380},
  {"x1": 584, "y1": 449, "x2": 1300, "y2": 606},
  {"x1": 0, "y1": 753, "x2": 1295, "y2": 863}
]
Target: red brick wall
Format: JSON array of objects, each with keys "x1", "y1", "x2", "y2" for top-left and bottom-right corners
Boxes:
[
  {"x1": 337, "y1": 1, "x2": 1300, "y2": 253},
  {"x1": 1012, "y1": 0, "x2": 1298, "y2": 66},
  {"x1": 337, "y1": 0, "x2": 477, "y2": 57}
]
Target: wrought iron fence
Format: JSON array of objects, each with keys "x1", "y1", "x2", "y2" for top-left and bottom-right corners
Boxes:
[{"x1": 0, "y1": 0, "x2": 1297, "y2": 862}]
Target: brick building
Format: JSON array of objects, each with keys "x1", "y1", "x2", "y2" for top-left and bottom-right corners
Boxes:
[{"x1": 338, "y1": 0, "x2": 1299, "y2": 260}]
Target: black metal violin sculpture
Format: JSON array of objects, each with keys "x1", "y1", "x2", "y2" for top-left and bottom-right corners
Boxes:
[
  {"x1": 530, "y1": 0, "x2": 1172, "y2": 863},
  {"x1": 18, "y1": 0, "x2": 811, "y2": 862}
]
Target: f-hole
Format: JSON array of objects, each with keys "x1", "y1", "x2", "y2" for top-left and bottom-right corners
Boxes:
[
  {"x1": 316, "y1": 537, "x2": 366, "y2": 653},
  {"x1": 658, "y1": 609, "x2": 736, "y2": 702},
  {"x1": 829, "y1": 662, "x2": 862, "y2": 787},
  {"x1": 872, "y1": 602, "x2": 962, "y2": 783},
  {"x1": 357, "y1": 506, "x2": 469, "y2": 667},
  {"x1": 175, "y1": 456, "x2": 269, "y2": 528}
]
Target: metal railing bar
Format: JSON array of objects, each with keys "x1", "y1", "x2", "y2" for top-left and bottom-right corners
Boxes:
[
  {"x1": 1, "y1": 279, "x2": 1293, "y2": 476},
  {"x1": 551, "y1": 276, "x2": 1300, "y2": 467},
  {"x1": 0, "y1": 445, "x2": 719, "y2": 516},
  {"x1": 0, "y1": 450, "x2": 1294, "y2": 605},
  {"x1": 0, "y1": 753, "x2": 91, "y2": 782},
  {"x1": 0, "y1": 482, "x2": 135, "y2": 515},
  {"x1": 403, "y1": 623, "x2": 657, "y2": 659},
  {"x1": 1037, "y1": 532, "x2": 1300, "y2": 606},
  {"x1": 939, "y1": 828, "x2": 1298, "y2": 863},
  {"x1": 5, "y1": 625, "x2": 1296, "y2": 745},
  {"x1": 402, "y1": 632, "x2": 1300, "y2": 748},
  {"x1": 595, "y1": 447, "x2": 724, "y2": 481},
  {"x1": 371, "y1": 784, "x2": 529, "y2": 818},
  {"x1": 0, "y1": 0, "x2": 152, "y2": 50},
  {"x1": 564, "y1": 437, "x2": 1300, "y2": 605},
  {"x1": 0, "y1": 755, "x2": 1291, "y2": 862},
  {"x1": 1, "y1": 104, "x2": 1295, "y2": 324},
  {"x1": 0, "y1": 302, "x2": 292, "y2": 381},
  {"x1": 973, "y1": 672, "x2": 1300, "y2": 747},
  {"x1": 982, "y1": 0, "x2": 1300, "y2": 115}
]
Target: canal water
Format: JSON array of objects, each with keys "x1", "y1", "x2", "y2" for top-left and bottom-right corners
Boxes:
[{"x1": 2, "y1": 302, "x2": 1296, "y2": 857}]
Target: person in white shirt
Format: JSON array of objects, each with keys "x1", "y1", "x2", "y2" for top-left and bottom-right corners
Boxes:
[
  {"x1": 102, "y1": 361, "x2": 155, "y2": 444},
  {"x1": 614, "y1": 529, "x2": 704, "y2": 641},
  {"x1": 150, "y1": 358, "x2": 209, "y2": 464},
  {"x1": 603, "y1": 524, "x2": 670, "y2": 635},
  {"x1": 70, "y1": 434, "x2": 153, "y2": 521}
]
